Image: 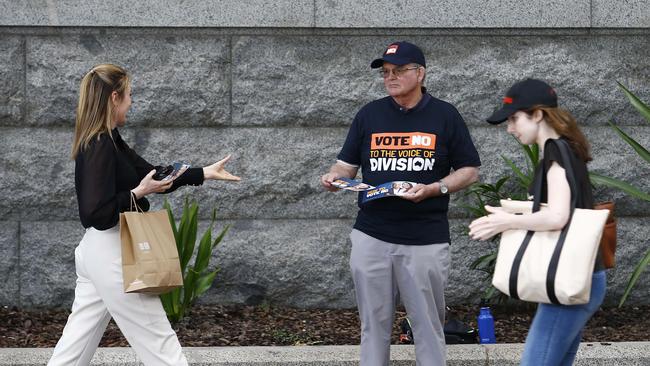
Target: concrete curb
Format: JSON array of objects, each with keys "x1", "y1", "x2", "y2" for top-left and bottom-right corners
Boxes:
[{"x1": 1, "y1": 343, "x2": 649, "y2": 365}]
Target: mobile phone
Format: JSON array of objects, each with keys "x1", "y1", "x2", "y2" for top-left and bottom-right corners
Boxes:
[
  {"x1": 152, "y1": 165, "x2": 174, "y2": 180},
  {"x1": 161, "y1": 162, "x2": 190, "y2": 181}
]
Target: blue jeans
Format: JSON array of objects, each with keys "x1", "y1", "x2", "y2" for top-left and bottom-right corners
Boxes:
[{"x1": 520, "y1": 270, "x2": 606, "y2": 366}]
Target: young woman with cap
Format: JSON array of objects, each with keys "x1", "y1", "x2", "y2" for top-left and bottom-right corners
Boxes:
[
  {"x1": 468, "y1": 78, "x2": 606, "y2": 366},
  {"x1": 48, "y1": 64, "x2": 240, "y2": 366}
]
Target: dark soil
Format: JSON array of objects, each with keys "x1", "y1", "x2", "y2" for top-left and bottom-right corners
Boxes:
[{"x1": 1, "y1": 304, "x2": 649, "y2": 347}]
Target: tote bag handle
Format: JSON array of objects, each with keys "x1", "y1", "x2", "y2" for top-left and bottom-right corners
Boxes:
[{"x1": 509, "y1": 138, "x2": 579, "y2": 304}]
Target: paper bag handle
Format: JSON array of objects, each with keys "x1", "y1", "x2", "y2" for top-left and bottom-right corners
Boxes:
[{"x1": 130, "y1": 192, "x2": 144, "y2": 213}]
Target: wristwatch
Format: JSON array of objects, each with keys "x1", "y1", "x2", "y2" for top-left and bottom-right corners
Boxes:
[{"x1": 438, "y1": 180, "x2": 449, "y2": 195}]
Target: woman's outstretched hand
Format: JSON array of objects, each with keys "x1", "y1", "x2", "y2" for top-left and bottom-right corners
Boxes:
[{"x1": 203, "y1": 155, "x2": 241, "y2": 181}]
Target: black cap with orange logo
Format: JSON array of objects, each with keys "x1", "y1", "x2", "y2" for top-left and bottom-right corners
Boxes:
[
  {"x1": 370, "y1": 41, "x2": 426, "y2": 69},
  {"x1": 486, "y1": 78, "x2": 558, "y2": 124}
]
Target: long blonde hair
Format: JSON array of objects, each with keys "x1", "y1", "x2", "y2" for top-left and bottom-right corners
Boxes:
[{"x1": 71, "y1": 64, "x2": 130, "y2": 159}]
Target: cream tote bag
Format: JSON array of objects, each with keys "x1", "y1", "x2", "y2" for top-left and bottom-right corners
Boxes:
[{"x1": 492, "y1": 139, "x2": 609, "y2": 305}]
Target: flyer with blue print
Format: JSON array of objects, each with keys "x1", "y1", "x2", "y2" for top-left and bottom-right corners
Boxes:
[
  {"x1": 332, "y1": 178, "x2": 416, "y2": 203},
  {"x1": 331, "y1": 177, "x2": 374, "y2": 192}
]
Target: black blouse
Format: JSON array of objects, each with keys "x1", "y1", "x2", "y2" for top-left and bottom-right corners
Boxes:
[
  {"x1": 74, "y1": 129, "x2": 204, "y2": 230},
  {"x1": 529, "y1": 138, "x2": 603, "y2": 271},
  {"x1": 530, "y1": 138, "x2": 594, "y2": 210}
]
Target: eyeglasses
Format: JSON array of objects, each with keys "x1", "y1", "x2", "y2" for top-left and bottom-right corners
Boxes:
[{"x1": 378, "y1": 66, "x2": 420, "y2": 78}]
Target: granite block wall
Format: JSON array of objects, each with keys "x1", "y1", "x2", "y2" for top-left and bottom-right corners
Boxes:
[{"x1": 0, "y1": 1, "x2": 648, "y2": 308}]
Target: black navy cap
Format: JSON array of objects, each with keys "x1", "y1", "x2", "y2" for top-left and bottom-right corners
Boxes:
[
  {"x1": 486, "y1": 78, "x2": 558, "y2": 124},
  {"x1": 370, "y1": 41, "x2": 426, "y2": 69}
]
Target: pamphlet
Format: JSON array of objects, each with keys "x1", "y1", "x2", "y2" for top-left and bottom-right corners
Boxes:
[
  {"x1": 331, "y1": 177, "x2": 374, "y2": 192},
  {"x1": 361, "y1": 181, "x2": 416, "y2": 203},
  {"x1": 331, "y1": 178, "x2": 417, "y2": 203}
]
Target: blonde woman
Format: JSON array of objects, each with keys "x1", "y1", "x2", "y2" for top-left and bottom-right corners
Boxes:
[{"x1": 49, "y1": 64, "x2": 240, "y2": 366}]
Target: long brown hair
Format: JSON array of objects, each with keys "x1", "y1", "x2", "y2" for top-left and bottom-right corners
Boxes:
[
  {"x1": 71, "y1": 64, "x2": 130, "y2": 159},
  {"x1": 526, "y1": 105, "x2": 592, "y2": 162}
]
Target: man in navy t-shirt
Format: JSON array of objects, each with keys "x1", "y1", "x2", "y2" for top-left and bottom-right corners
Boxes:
[{"x1": 321, "y1": 41, "x2": 480, "y2": 366}]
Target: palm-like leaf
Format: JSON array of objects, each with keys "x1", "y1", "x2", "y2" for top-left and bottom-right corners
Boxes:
[
  {"x1": 607, "y1": 121, "x2": 650, "y2": 164},
  {"x1": 521, "y1": 142, "x2": 540, "y2": 172},
  {"x1": 618, "y1": 82, "x2": 650, "y2": 123},
  {"x1": 182, "y1": 268, "x2": 198, "y2": 312},
  {"x1": 195, "y1": 270, "x2": 220, "y2": 298},
  {"x1": 179, "y1": 202, "x2": 199, "y2": 271},
  {"x1": 460, "y1": 203, "x2": 487, "y2": 217},
  {"x1": 502, "y1": 156, "x2": 531, "y2": 188},
  {"x1": 590, "y1": 172, "x2": 650, "y2": 201},
  {"x1": 603, "y1": 83, "x2": 650, "y2": 306},
  {"x1": 163, "y1": 199, "x2": 179, "y2": 243},
  {"x1": 618, "y1": 248, "x2": 650, "y2": 307}
]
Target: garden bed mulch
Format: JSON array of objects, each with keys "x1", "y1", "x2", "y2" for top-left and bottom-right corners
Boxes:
[{"x1": 1, "y1": 304, "x2": 649, "y2": 347}]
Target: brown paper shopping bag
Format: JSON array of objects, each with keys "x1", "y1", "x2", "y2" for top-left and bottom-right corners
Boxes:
[{"x1": 119, "y1": 198, "x2": 182, "y2": 294}]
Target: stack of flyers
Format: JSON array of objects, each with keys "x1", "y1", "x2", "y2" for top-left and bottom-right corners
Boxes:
[
  {"x1": 331, "y1": 178, "x2": 418, "y2": 203},
  {"x1": 331, "y1": 177, "x2": 374, "y2": 192},
  {"x1": 361, "y1": 181, "x2": 417, "y2": 203}
]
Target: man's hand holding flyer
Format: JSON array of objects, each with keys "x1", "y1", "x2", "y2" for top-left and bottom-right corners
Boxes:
[{"x1": 331, "y1": 178, "x2": 417, "y2": 203}]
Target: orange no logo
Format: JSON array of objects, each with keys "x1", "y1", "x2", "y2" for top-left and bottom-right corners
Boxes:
[{"x1": 371, "y1": 132, "x2": 437, "y2": 150}]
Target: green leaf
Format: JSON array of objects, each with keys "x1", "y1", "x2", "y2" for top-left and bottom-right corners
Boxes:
[
  {"x1": 607, "y1": 121, "x2": 650, "y2": 164},
  {"x1": 459, "y1": 204, "x2": 486, "y2": 218},
  {"x1": 618, "y1": 248, "x2": 650, "y2": 307},
  {"x1": 212, "y1": 225, "x2": 230, "y2": 247},
  {"x1": 480, "y1": 192, "x2": 503, "y2": 203},
  {"x1": 179, "y1": 202, "x2": 199, "y2": 272},
  {"x1": 470, "y1": 252, "x2": 497, "y2": 270},
  {"x1": 194, "y1": 227, "x2": 213, "y2": 274},
  {"x1": 159, "y1": 292, "x2": 173, "y2": 316},
  {"x1": 476, "y1": 183, "x2": 498, "y2": 193},
  {"x1": 464, "y1": 185, "x2": 485, "y2": 196},
  {"x1": 590, "y1": 172, "x2": 650, "y2": 202},
  {"x1": 478, "y1": 194, "x2": 487, "y2": 208},
  {"x1": 618, "y1": 82, "x2": 650, "y2": 124},
  {"x1": 484, "y1": 286, "x2": 497, "y2": 301},
  {"x1": 520, "y1": 142, "x2": 540, "y2": 172},
  {"x1": 187, "y1": 202, "x2": 199, "y2": 248},
  {"x1": 502, "y1": 156, "x2": 531, "y2": 188},
  {"x1": 495, "y1": 176, "x2": 510, "y2": 192},
  {"x1": 163, "y1": 199, "x2": 179, "y2": 245},
  {"x1": 194, "y1": 208, "x2": 218, "y2": 273},
  {"x1": 182, "y1": 268, "x2": 198, "y2": 309},
  {"x1": 176, "y1": 199, "x2": 191, "y2": 261},
  {"x1": 169, "y1": 287, "x2": 182, "y2": 322},
  {"x1": 469, "y1": 252, "x2": 496, "y2": 279},
  {"x1": 195, "y1": 270, "x2": 219, "y2": 299}
]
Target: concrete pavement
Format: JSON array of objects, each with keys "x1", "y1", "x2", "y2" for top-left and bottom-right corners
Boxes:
[{"x1": 1, "y1": 342, "x2": 649, "y2": 365}]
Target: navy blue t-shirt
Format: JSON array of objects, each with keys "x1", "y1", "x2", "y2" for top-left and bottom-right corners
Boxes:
[{"x1": 337, "y1": 94, "x2": 481, "y2": 245}]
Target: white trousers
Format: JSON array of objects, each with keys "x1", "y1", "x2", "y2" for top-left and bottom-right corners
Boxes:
[
  {"x1": 350, "y1": 229, "x2": 450, "y2": 366},
  {"x1": 48, "y1": 226, "x2": 188, "y2": 366}
]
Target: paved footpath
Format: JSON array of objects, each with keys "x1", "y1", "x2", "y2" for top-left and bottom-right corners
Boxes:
[{"x1": 1, "y1": 343, "x2": 649, "y2": 365}]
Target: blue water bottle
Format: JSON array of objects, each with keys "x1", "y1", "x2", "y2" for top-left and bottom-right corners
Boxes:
[{"x1": 477, "y1": 306, "x2": 496, "y2": 344}]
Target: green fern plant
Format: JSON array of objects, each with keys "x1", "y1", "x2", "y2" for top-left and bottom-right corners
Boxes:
[
  {"x1": 462, "y1": 138, "x2": 539, "y2": 303},
  {"x1": 159, "y1": 198, "x2": 229, "y2": 323}
]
